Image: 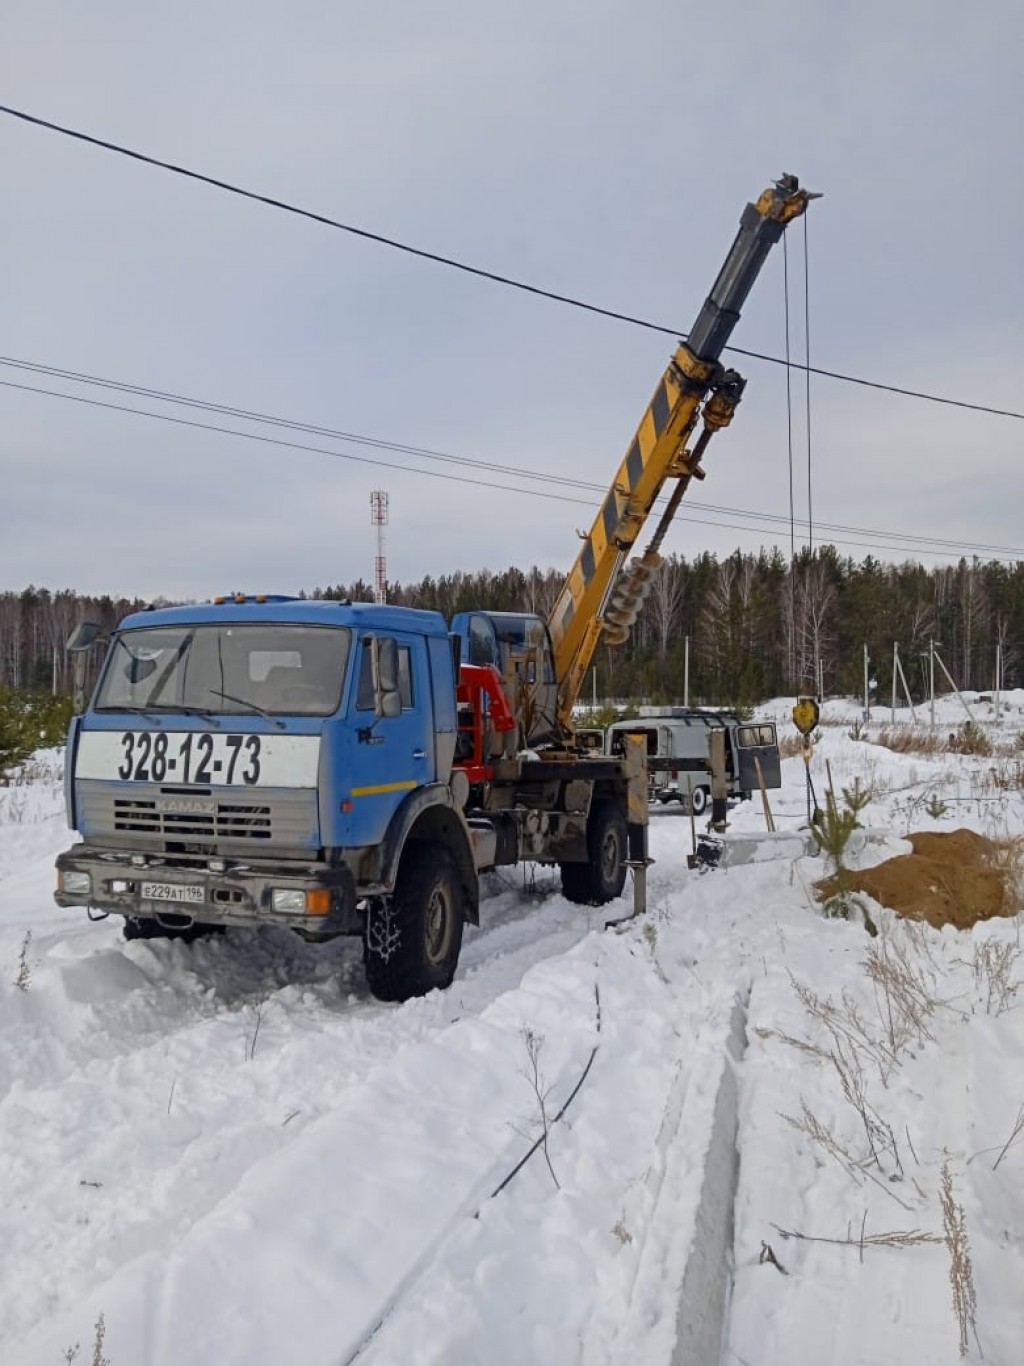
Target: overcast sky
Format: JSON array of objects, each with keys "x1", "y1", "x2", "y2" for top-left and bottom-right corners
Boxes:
[{"x1": 3, "y1": 1, "x2": 1022, "y2": 602}]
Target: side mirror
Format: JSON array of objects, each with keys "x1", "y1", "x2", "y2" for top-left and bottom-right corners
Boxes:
[
  {"x1": 66, "y1": 621, "x2": 104, "y2": 653},
  {"x1": 375, "y1": 637, "x2": 398, "y2": 694},
  {"x1": 380, "y1": 691, "x2": 402, "y2": 719},
  {"x1": 372, "y1": 637, "x2": 402, "y2": 718},
  {"x1": 67, "y1": 622, "x2": 105, "y2": 717}
]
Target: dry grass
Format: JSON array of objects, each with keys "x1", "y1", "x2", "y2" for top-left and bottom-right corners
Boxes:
[
  {"x1": 863, "y1": 925, "x2": 942, "y2": 1062},
  {"x1": 982, "y1": 836, "x2": 1024, "y2": 909},
  {"x1": 13, "y1": 930, "x2": 32, "y2": 991},
  {"x1": 781, "y1": 1099, "x2": 913, "y2": 1210},
  {"x1": 771, "y1": 1220, "x2": 941, "y2": 1254},
  {"x1": 986, "y1": 758, "x2": 1024, "y2": 791},
  {"x1": 828, "y1": 1033, "x2": 903, "y2": 1178},
  {"x1": 875, "y1": 727, "x2": 949, "y2": 755},
  {"x1": 778, "y1": 733, "x2": 809, "y2": 760},
  {"x1": 789, "y1": 974, "x2": 897, "y2": 1080},
  {"x1": 991, "y1": 1103, "x2": 1024, "y2": 1171},
  {"x1": 61, "y1": 1313, "x2": 110, "y2": 1366},
  {"x1": 519, "y1": 1027, "x2": 560, "y2": 1190},
  {"x1": 971, "y1": 938, "x2": 1021, "y2": 1015},
  {"x1": 939, "y1": 1162, "x2": 979, "y2": 1358},
  {"x1": 871, "y1": 723, "x2": 1024, "y2": 762}
]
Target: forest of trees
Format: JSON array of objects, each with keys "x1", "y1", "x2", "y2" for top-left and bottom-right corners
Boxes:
[{"x1": 3, "y1": 547, "x2": 1024, "y2": 709}]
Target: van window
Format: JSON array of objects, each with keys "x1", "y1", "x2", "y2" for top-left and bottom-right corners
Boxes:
[
  {"x1": 610, "y1": 726, "x2": 658, "y2": 757},
  {"x1": 737, "y1": 723, "x2": 776, "y2": 747}
]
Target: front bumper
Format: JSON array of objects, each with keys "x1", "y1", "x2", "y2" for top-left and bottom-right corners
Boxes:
[{"x1": 54, "y1": 844, "x2": 359, "y2": 934}]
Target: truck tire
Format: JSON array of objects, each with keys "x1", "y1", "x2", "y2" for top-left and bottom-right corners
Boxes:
[
  {"x1": 363, "y1": 844, "x2": 464, "y2": 1002},
  {"x1": 560, "y1": 799, "x2": 628, "y2": 905},
  {"x1": 690, "y1": 785, "x2": 710, "y2": 816}
]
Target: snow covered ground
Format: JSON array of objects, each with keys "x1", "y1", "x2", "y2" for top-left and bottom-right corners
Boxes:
[{"x1": 1, "y1": 698, "x2": 1022, "y2": 1365}]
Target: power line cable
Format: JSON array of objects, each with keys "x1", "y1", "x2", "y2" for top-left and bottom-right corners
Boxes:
[
  {"x1": 0, "y1": 356, "x2": 595, "y2": 494},
  {"x1": 783, "y1": 234, "x2": 798, "y2": 683},
  {"x1": 804, "y1": 213, "x2": 814, "y2": 552},
  {"x1": 0, "y1": 377, "x2": 587, "y2": 504},
  {"x1": 783, "y1": 233, "x2": 796, "y2": 563},
  {"x1": 2, "y1": 102, "x2": 1023, "y2": 423},
  {"x1": 4, "y1": 374, "x2": 1023, "y2": 564},
  {"x1": 4, "y1": 355, "x2": 1024, "y2": 557}
]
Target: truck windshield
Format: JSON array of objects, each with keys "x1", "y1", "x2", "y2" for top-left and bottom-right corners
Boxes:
[{"x1": 94, "y1": 624, "x2": 350, "y2": 718}]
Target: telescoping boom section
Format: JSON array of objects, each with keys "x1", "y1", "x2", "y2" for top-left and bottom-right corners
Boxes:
[{"x1": 548, "y1": 175, "x2": 818, "y2": 731}]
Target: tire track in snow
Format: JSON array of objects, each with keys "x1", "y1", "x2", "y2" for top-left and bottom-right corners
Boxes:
[
  {"x1": 0, "y1": 874, "x2": 608, "y2": 1356},
  {"x1": 7, "y1": 946, "x2": 608, "y2": 1365}
]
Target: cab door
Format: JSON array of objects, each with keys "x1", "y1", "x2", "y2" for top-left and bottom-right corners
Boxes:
[
  {"x1": 734, "y1": 722, "x2": 782, "y2": 792},
  {"x1": 342, "y1": 632, "x2": 435, "y2": 847}
]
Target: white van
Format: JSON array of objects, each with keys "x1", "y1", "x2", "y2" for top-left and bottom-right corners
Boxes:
[{"x1": 605, "y1": 708, "x2": 781, "y2": 813}]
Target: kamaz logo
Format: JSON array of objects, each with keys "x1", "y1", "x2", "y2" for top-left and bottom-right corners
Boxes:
[{"x1": 156, "y1": 797, "x2": 217, "y2": 815}]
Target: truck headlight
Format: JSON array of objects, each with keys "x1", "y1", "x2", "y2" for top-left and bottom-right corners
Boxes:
[
  {"x1": 271, "y1": 888, "x2": 331, "y2": 915},
  {"x1": 61, "y1": 871, "x2": 92, "y2": 896}
]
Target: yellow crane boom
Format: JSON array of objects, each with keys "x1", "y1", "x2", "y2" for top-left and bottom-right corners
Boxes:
[{"x1": 548, "y1": 174, "x2": 818, "y2": 732}]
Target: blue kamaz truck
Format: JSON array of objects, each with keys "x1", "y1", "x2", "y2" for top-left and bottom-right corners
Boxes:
[{"x1": 55, "y1": 597, "x2": 647, "y2": 1000}]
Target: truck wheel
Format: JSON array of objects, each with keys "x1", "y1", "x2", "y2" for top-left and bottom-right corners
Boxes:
[
  {"x1": 690, "y1": 785, "x2": 710, "y2": 816},
  {"x1": 559, "y1": 861, "x2": 591, "y2": 902},
  {"x1": 363, "y1": 844, "x2": 464, "y2": 1002},
  {"x1": 560, "y1": 799, "x2": 628, "y2": 905}
]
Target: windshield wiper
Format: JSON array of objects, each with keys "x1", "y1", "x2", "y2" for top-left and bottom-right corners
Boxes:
[
  {"x1": 139, "y1": 630, "x2": 195, "y2": 708},
  {"x1": 98, "y1": 704, "x2": 163, "y2": 726},
  {"x1": 137, "y1": 703, "x2": 222, "y2": 728},
  {"x1": 205, "y1": 688, "x2": 286, "y2": 729}
]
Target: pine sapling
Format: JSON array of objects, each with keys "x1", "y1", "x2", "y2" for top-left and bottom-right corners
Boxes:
[
  {"x1": 812, "y1": 791, "x2": 876, "y2": 934},
  {"x1": 841, "y1": 777, "x2": 873, "y2": 816}
]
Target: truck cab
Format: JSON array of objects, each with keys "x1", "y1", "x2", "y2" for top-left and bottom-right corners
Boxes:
[{"x1": 56, "y1": 598, "x2": 481, "y2": 986}]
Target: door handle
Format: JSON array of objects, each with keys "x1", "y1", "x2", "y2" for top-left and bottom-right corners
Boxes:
[{"x1": 412, "y1": 748, "x2": 426, "y2": 760}]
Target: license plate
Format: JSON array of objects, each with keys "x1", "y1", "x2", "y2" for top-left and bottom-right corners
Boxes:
[{"x1": 140, "y1": 881, "x2": 205, "y2": 904}]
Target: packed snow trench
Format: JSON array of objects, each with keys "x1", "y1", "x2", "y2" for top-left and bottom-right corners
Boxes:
[{"x1": 2, "y1": 697, "x2": 1024, "y2": 1366}]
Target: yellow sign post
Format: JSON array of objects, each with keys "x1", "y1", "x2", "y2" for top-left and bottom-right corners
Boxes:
[
  {"x1": 792, "y1": 696, "x2": 820, "y2": 736},
  {"x1": 792, "y1": 696, "x2": 822, "y2": 825}
]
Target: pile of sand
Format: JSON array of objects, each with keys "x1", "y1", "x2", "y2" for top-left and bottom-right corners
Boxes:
[{"x1": 817, "y1": 828, "x2": 1020, "y2": 930}]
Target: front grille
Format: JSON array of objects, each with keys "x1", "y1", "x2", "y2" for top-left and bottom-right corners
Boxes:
[
  {"x1": 112, "y1": 798, "x2": 272, "y2": 840},
  {"x1": 78, "y1": 779, "x2": 318, "y2": 852}
]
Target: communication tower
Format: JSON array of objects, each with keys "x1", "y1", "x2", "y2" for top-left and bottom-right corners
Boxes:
[{"x1": 370, "y1": 489, "x2": 388, "y2": 604}]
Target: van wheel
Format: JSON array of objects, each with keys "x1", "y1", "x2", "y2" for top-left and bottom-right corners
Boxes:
[
  {"x1": 690, "y1": 785, "x2": 710, "y2": 816},
  {"x1": 363, "y1": 845, "x2": 464, "y2": 1002},
  {"x1": 560, "y1": 800, "x2": 628, "y2": 905}
]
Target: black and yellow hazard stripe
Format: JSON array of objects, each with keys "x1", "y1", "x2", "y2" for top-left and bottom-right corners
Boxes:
[
  {"x1": 550, "y1": 343, "x2": 714, "y2": 720},
  {"x1": 548, "y1": 177, "x2": 815, "y2": 730}
]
